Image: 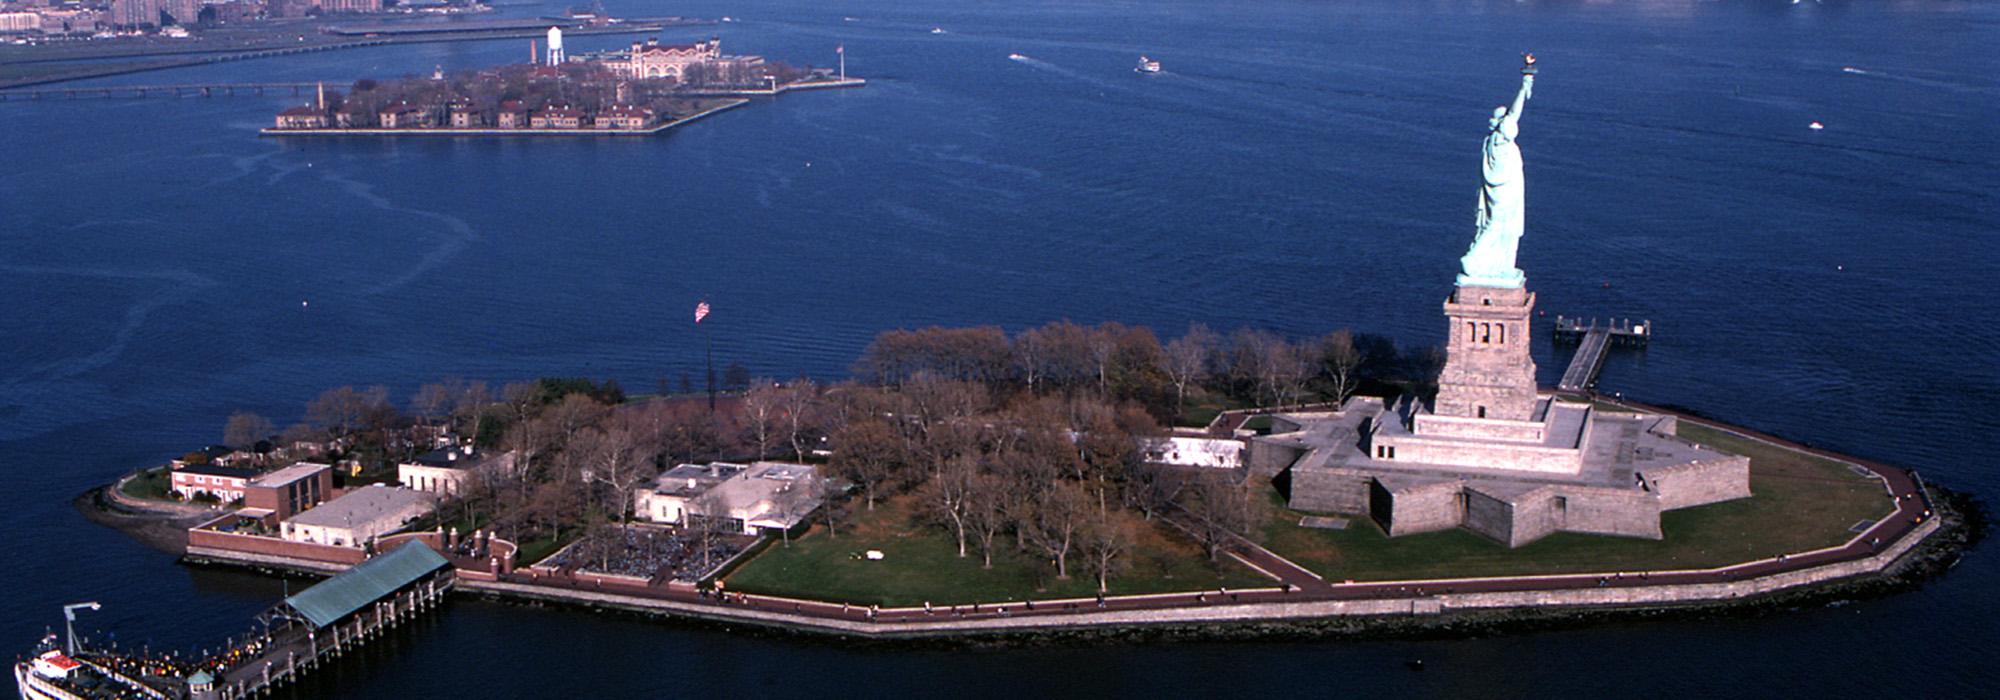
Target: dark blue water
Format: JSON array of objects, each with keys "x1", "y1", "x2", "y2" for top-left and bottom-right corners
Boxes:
[{"x1": 3, "y1": 0, "x2": 1996, "y2": 696}]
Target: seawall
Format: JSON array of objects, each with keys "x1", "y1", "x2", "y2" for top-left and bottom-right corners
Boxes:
[{"x1": 179, "y1": 487, "x2": 1976, "y2": 643}]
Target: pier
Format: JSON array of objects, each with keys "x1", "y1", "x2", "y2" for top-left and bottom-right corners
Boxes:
[
  {"x1": 0, "y1": 82, "x2": 330, "y2": 101},
  {"x1": 1553, "y1": 316, "x2": 1649, "y2": 392},
  {"x1": 208, "y1": 543, "x2": 453, "y2": 699}
]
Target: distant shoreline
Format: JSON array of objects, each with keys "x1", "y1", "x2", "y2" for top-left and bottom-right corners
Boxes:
[
  {"x1": 257, "y1": 79, "x2": 866, "y2": 139},
  {"x1": 260, "y1": 98, "x2": 752, "y2": 138}
]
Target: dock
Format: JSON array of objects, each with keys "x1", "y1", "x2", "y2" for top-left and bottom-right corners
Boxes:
[
  {"x1": 195, "y1": 542, "x2": 453, "y2": 699},
  {"x1": 1553, "y1": 316, "x2": 1649, "y2": 392}
]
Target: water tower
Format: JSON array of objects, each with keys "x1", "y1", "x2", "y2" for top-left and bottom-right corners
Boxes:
[{"x1": 546, "y1": 26, "x2": 565, "y2": 65}]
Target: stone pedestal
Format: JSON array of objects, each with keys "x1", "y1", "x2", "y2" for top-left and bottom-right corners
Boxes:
[{"x1": 1433, "y1": 283, "x2": 1538, "y2": 421}]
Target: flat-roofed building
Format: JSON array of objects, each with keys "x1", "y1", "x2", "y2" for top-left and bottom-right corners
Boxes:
[
  {"x1": 634, "y1": 461, "x2": 821, "y2": 536},
  {"x1": 398, "y1": 446, "x2": 515, "y2": 496},
  {"x1": 244, "y1": 461, "x2": 334, "y2": 521},
  {"x1": 280, "y1": 484, "x2": 433, "y2": 548}
]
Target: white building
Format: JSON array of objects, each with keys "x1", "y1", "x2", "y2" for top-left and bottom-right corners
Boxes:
[
  {"x1": 1143, "y1": 436, "x2": 1246, "y2": 469},
  {"x1": 280, "y1": 484, "x2": 434, "y2": 548},
  {"x1": 398, "y1": 445, "x2": 515, "y2": 496},
  {"x1": 633, "y1": 462, "x2": 821, "y2": 536}
]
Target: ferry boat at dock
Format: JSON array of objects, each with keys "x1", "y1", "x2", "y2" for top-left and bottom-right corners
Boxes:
[
  {"x1": 14, "y1": 631, "x2": 185, "y2": 700},
  {"x1": 1136, "y1": 56, "x2": 1161, "y2": 73}
]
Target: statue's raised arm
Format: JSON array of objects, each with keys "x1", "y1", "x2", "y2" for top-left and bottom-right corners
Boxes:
[
  {"x1": 1500, "y1": 55, "x2": 1536, "y2": 135},
  {"x1": 1458, "y1": 54, "x2": 1540, "y2": 289}
]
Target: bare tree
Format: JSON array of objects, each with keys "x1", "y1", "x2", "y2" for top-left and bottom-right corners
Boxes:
[
  {"x1": 1079, "y1": 507, "x2": 1136, "y2": 593},
  {"x1": 411, "y1": 381, "x2": 455, "y2": 429},
  {"x1": 739, "y1": 378, "x2": 782, "y2": 459},
  {"x1": 830, "y1": 418, "x2": 905, "y2": 510},
  {"x1": 916, "y1": 456, "x2": 978, "y2": 558},
  {"x1": 1164, "y1": 323, "x2": 1216, "y2": 418},
  {"x1": 1321, "y1": 329, "x2": 1362, "y2": 407},
  {"x1": 306, "y1": 385, "x2": 389, "y2": 438},
  {"x1": 574, "y1": 416, "x2": 660, "y2": 524},
  {"x1": 223, "y1": 411, "x2": 274, "y2": 452},
  {"x1": 780, "y1": 377, "x2": 820, "y2": 461},
  {"x1": 1180, "y1": 477, "x2": 1267, "y2": 562},
  {"x1": 452, "y1": 381, "x2": 493, "y2": 444},
  {"x1": 963, "y1": 472, "x2": 1010, "y2": 568},
  {"x1": 1026, "y1": 481, "x2": 1092, "y2": 580}
]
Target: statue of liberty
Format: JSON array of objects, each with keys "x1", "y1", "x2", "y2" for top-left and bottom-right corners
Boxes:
[{"x1": 1459, "y1": 54, "x2": 1537, "y2": 288}]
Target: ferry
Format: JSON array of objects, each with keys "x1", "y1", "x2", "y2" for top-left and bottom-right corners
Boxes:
[
  {"x1": 14, "y1": 641, "x2": 183, "y2": 700},
  {"x1": 15, "y1": 604, "x2": 192, "y2": 700},
  {"x1": 1136, "y1": 56, "x2": 1161, "y2": 73}
]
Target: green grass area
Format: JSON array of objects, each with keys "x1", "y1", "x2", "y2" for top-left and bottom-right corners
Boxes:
[
  {"x1": 1242, "y1": 415, "x2": 1275, "y2": 434},
  {"x1": 119, "y1": 467, "x2": 175, "y2": 501},
  {"x1": 1178, "y1": 390, "x2": 1251, "y2": 428},
  {"x1": 1260, "y1": 419, "x2": 1896, "y2": 581},
  {"x1": 514, "y1": 531, "x2": 582, "y2": 566},
  {"x1": 724, "y1": 496, "x2": 1272, "y2": 607}
]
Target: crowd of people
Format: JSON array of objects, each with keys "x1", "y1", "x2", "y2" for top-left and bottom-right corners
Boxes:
[{"x1": 547, "y1": 526, "x2": 745, "y2": 582}]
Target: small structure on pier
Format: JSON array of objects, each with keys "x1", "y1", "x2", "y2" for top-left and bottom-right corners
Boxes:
[{"x1": 274, "y1": 542, "x2": 451, "y2": 629}]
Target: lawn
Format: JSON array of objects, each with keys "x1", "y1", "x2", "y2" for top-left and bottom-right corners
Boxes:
[
  {"x1": 514, "y1": 530, "x2": 583, "y2": 566},
  {"x1": 1177, "y1": 390, "x2": 1251, "y2": 428},
  {"x1": 723, "y1": 495, "x2": 1273, "y2": 607},
  {"x1": 1259, "y1": 417, "x2": 1897, "y2": 581},
  {"x1": 119, "y1": 467, "x2": 175, "y2": 501}
]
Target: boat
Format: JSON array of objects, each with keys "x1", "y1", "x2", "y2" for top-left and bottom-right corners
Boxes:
[
  {"x1": 1809, "y1": 121, "x2": 1825, "y2": 130},
  {"x1": 15, "y1": 604, "x2": 194, "y2": 700},
  {"x1": 1008, "y1": 53, "x2": 1028, "y2": 61},
  {"x1": 930, "y1": 27, "x2": 947, "y2": 34},
  {"x1": 1136, "y1": 56, "x2": 1161, "y2": 73}
]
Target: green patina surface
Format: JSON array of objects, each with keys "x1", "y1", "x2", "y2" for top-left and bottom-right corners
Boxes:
[
  {"x1": 724, "y1": 496, "x2": 1270, "y2": 607},
  {"x1": 285, "y1": 542, "x2": 448, "y2": 628},
  {"x1": 1260, "y1": 419, "x2": 1895, "y2": 581}
]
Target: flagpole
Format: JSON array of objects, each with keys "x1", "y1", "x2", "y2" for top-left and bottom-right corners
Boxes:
[{"x1": 839, "y1": 44, "x2": 845, "y2": 81}]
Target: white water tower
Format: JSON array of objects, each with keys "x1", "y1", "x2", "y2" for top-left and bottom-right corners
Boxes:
[{"x1": 546, "y1": 26, "x2": 566, "y2": 65}]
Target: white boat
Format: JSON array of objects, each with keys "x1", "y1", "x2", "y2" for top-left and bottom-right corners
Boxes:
[
  {"x1": 1809, "y1": 121, "x2": 1825, "y2": 130},
  {"x1": 1136, "y1": 56, "x2": 1161, "y2": 73},
  {"x1": 930, "y1": 27, "x2": 947, "y2": 34},
  {"x1": 1008, "y1": 53, "x2": 1028, "y2": 61}
]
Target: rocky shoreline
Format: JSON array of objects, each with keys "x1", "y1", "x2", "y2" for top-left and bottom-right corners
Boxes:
[{"x1": 74, "y1": 480, "x2": 211, "y2": 555}]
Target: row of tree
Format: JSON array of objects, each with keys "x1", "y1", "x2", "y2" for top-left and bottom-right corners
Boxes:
[{"x1": 855, "y1": 322, "x2": 1444, "y2": 422}]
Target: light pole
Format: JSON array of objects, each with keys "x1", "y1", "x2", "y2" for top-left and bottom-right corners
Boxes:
[{"x1": 63, "y1": 602, "x2": 101, "y2": 655}]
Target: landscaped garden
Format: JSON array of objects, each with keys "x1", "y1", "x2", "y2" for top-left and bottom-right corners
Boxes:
[{"x1": 723, "y1": 495, "x2": 1273, "y2": 607}]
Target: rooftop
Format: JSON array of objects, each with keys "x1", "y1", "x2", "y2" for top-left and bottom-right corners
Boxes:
[
  {"x1": 283, "y1": 541, "x2": 449, "y2": 628},
  {"x1": 176, "y1": 463, "x2": 259, "y2": 479},
  {"x1": 286, "y1": 485, "x2": 433, "y2": 529},
  {"x1": 250, "y1": 461, "x2": 330, "y2": 488}
]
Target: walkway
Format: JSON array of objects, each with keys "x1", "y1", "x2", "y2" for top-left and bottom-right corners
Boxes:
[{"x1": 1558, "y1": 327, "x2": 1611, "y2": 391}]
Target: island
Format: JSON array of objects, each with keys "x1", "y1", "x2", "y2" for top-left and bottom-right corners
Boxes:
[
  {"x1": 261, "y1": 30, "x2": 863, "y2": 137},
  {"x1": 30, "y1": 55, "x2": 1976, "y2": 700}
]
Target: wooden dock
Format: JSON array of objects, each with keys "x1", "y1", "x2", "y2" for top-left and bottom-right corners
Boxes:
[{"x1": 1554, "y1": 316, "x2": 1649, "y2": 392}]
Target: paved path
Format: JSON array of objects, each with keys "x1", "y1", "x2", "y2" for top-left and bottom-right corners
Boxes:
[{"x1": 1558, "y1": 327, "x2": 1611, "y2": 391}]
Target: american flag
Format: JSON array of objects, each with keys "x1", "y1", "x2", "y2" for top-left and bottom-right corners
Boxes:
[{"x1": 694, "y1": 301, "x2": 711, "y2": 324}]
